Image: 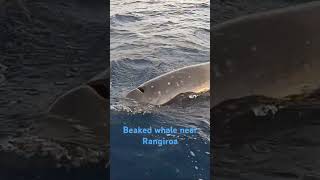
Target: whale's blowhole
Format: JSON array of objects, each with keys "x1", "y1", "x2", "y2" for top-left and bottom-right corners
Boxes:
[{"x1": 138, "y1": 87, "x2": 144, "y2": 93}]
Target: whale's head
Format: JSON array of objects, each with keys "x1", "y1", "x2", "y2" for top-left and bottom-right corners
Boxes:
[
  {"x1": 126, "y1": 62, "x2": 210, "y2": 105},
  {"x1": 126, "y1": 85, "x2": 153, "y2": 104},
  {"x1": 126, "y1": 80, "x2": 171, "y2": 105}
]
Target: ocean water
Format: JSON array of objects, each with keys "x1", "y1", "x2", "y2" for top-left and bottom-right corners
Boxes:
[{"x1": 110, "y1": 0, "x2": 210, "y2": 179}]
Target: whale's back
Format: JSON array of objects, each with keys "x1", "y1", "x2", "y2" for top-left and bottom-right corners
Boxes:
[{"x1": 212, "y1": 2, "x2": 320, "y2": 106}]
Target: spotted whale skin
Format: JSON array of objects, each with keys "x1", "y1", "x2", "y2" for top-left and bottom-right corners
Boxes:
[
  {"x1": 212, "y1": 1, "x2": 320, "y2": 107},
  {"x1": 127, "y1": 62, "x2": 210, "y2": 105}
]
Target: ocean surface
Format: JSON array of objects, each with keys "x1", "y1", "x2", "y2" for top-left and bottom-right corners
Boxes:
[
  {"x1": 0, "y1": 0, "x2": 107, "y2": 178},
  {"x1": 110, "y1": 0, "x2": 210, "y2": 179}
]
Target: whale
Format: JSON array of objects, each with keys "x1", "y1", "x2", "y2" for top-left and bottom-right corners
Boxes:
[
  {"x1": 212, "y1": 1, "x2": 320, "y2": 107},
  {"x1": 35, "y1": 70, "x2": 109, "y2": 158},
  {"x1": 127, "y1": 62, "x2": 210, "y2": 105},
  {"x1": 48, "y1": 70, "x2": 108, "y2": 119}
]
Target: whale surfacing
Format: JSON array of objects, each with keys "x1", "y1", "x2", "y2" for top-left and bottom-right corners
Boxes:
[
  {"x1": 43, "y1": 70, "x2": 109, "y2": 146},
  {"x1": 212, "y1": 1, "x2": 320, "y2": 107},
  {"x1": 127, "y1": 62, "x2": 210, "y2": 105}
]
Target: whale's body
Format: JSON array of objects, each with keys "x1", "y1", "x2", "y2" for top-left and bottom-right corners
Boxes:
[
  {"x1": 127, "y1": 62, "x2": 210, "y2": 105},
  {"x1": 39, "y1": 70, "x2": 109, "y2": 148},
  {"x1": 212, "y1": 1, "x2": 320, "y2": 107}
]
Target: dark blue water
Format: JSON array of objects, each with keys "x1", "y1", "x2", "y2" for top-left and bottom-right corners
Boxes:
[{"x1": 110, "y1": 0, "x2": 210, "y2": 179}]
